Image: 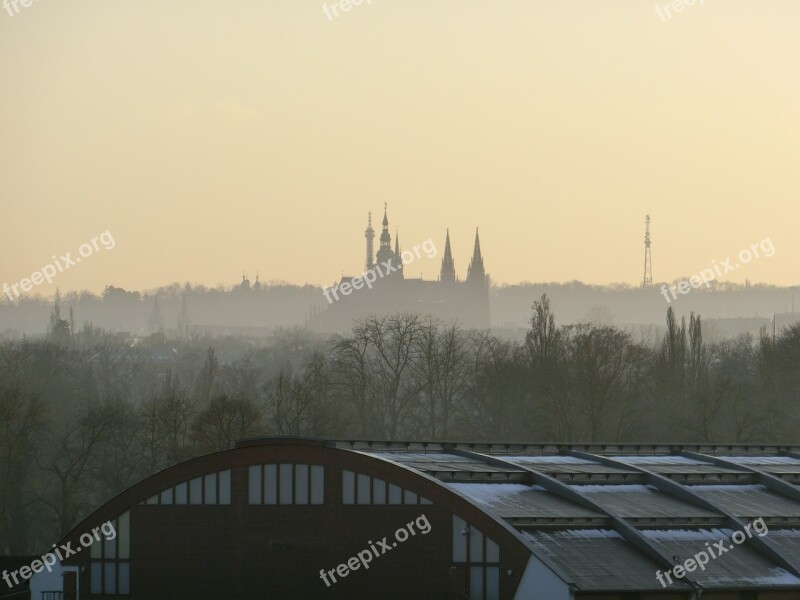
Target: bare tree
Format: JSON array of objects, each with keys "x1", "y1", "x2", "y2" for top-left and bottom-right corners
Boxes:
[
  {"x1": 193, "y1": 347, "x2": 219, "y2": 405},
  {"x1": 562, "y1": 324, "x2": 643, "y2": 441},
  {"x1": 192, "y1": 395, "x2": 262, "y2": 453},
  {"x1": 361, "y1": 314, "x2": 424, "y2": 438},
  {"x1": 139, "y1": 369, "x2": 197, "y2": 472},
  {"x1": 330, "y1": 331, "x2": 374, "y2": 437},
  {"x1": 411, "y1": 319, "x2": 471, "y2": 439},
  {"x1": 0, "y1": 383, "x2": 45, "y2": 553},
  {"x1": 38, "y1": 400, "x2": 129, "y2": 536}
]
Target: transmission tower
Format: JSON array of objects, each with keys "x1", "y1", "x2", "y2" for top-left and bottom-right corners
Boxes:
[{"x1": 642, "y1": 214, "x2": 653, "y2": 288}]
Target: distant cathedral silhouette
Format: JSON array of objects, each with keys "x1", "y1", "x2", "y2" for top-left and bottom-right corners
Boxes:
[{"x1": 310, "y1": 207, "x2": 490, "y2": 332}]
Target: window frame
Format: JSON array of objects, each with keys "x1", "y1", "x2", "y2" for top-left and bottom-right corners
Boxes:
[
  {"x1": 143, "y1": 470, "x2": 231, "y2": 507},
  {"x1": 249, "y1": 463, "x2": 325, "y2": 506},
  {"x1": 89, "y1": 512, "x2": 131, "y2": 597},
  {"x1": 342, "y1": 470, "x2": 430, "y2": 506},
  {"x1": 452, "y1": 515, "x2": 501, "y2": 600}
]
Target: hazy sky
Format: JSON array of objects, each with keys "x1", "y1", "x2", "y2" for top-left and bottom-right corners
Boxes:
[{"x1": 1, "y1": 0, "x2": 798, "y2": 295}]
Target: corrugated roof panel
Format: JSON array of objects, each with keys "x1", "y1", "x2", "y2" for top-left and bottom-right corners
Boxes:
[
  {"x1": 506, "y1": 456, "x2": 640, "y2": 478},
  {"x1": 767, "y1": 529, "x2": 800, "y2": 557},
  {"x1": 725, "y1": 455, "x2": 800, "y2": 476},
  {"x1": 645, "y1": 465, "x2": 746, "y2": 474},
  {"x1": 729, "y1": 456, "x2": 800, "y2": 465},
  {"x1": 366, "y1": 451, "x2": 524, "y2": 475},
  {"x1": 447, "y1": 483, "x2": 602, "y2": 520},
  {"x1": 368, "y1": 452, "x2": 477, "y2": 463},
  {"x1": 613, "y1": 455, "x2": 752, "y2": 480},
  {"x1": 523, "y1": 529, "x2": 689, "y2": 591},
  {"x1": 689, "y1": 485, "x2": 800, "y2": 518},
  {"x1": 571, "y1": 484, "x2": 721, "y2": 520},
  {"x1": 508, "y1": 455, "x2": 600, "y2": 465},
  {"x1": 643, "y1": 529, "x2": 800, "y2": 589},
  {"x1": 616, "y1": 455, "x2": 711, "y2": 466},
  {"x1": 759, "y1": 465, "x2": 800, "y2": 475}
]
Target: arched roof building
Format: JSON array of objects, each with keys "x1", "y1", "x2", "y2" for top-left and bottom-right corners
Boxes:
[{"x1": 30, "y1": 438, "x2": 800, "y2": 600}]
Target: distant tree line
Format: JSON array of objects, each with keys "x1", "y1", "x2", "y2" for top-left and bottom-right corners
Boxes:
[
  {"x1": 1, "y1": 295, "x2": 799, "y2": 553},
  {"x1": 4, "y1": 279, "x2": 798, "y2": 339}
]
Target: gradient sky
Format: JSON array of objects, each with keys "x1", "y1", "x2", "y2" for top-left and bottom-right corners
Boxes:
[{"x1": 1, "y1": 0, "x2": 798, "y2": 296}]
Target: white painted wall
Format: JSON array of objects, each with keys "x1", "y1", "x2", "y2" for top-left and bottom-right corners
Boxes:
[
  {"x1": 30, "y1": 563, "x2": 80, "y2": 600},
  {"x1": 513, "y1": 555, "x2": 571, "y2": 600}
]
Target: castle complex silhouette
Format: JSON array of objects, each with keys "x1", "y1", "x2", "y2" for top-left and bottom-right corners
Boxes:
[{"x1": 309, "y1": 208, "x2": 490, "y2": 332}]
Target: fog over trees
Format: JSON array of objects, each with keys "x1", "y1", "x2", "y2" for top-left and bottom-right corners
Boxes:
[
  {"x1": 2, "y1": 295, "x2": 800, "y2": 554},
  {"x1": 2, "y1": 280, "x2": 799, "y2": 338}
]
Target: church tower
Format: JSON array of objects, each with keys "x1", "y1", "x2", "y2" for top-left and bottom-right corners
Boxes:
[
  {"x1": 375, "y1": 205, "x2": 396, "y2": 267},
  {"x1": 440, "y1": 230, "x2": 456, "y2": 283}
]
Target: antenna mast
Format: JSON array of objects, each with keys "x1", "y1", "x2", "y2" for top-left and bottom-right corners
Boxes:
[{"x1": 642, "y1": 215, "x2": 653, "y2": 288}]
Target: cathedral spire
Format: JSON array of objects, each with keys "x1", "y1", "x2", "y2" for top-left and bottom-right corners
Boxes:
[
  {"x1": 440, "y1": 229, "x2": 456, "y2": 283},
  {"x1": 471, "y1": 228, "x2": 482, "y2": 264},
  {"x1": 466, "y1": 228, "x2": 486, "y2": 286},
  {"x1": 394, "y1": 229, "x2": 404, "y2": 278}
]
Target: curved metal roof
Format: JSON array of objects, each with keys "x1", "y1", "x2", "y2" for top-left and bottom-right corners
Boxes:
[
  {"x1": 335, "y1": 440, "x2": 800, "y2": 592},
  {"x1": 57, "y1": 437, "x2": 800, "y2": 595}
]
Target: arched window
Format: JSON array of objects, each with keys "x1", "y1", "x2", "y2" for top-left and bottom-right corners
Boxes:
[
  {"x1": 341, "y1": 470, "x2": 432, "y2": 505},
  {"x1": 143, "y1": 470, "x2": 231, "y2": 506}
]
